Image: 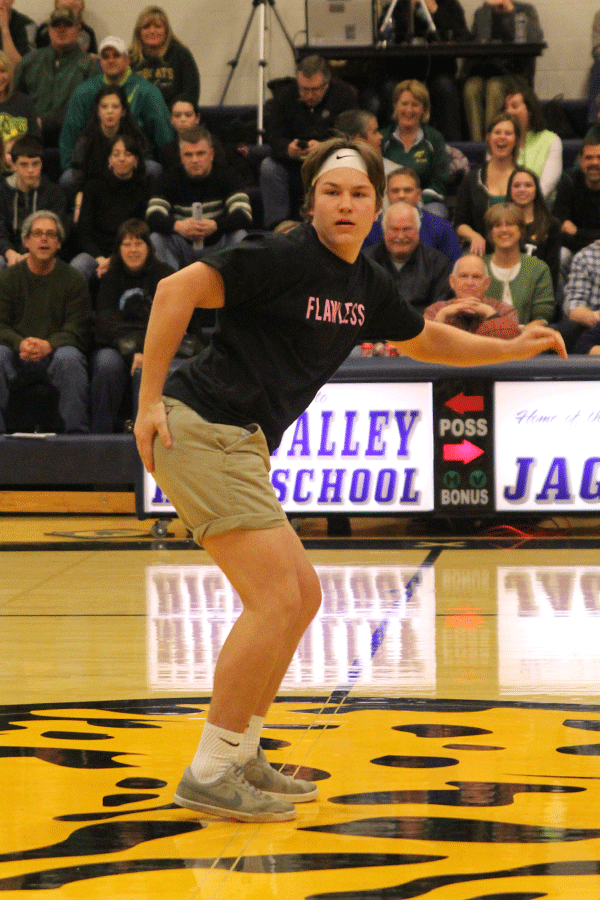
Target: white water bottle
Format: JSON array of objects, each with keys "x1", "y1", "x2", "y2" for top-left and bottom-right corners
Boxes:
[
  {"x1": 514, "y1": 11, "x2": 527, "y2": 43},
  {"x1": 192, "y1": 201, "x2": 203, "y2": 251}
]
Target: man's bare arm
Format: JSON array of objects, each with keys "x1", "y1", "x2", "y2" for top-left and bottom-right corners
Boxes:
[
  {"x1": 135, "y1": 262, "x2": 225, "y2": 472},
  {"x1": 393, "y1": 319, "x2": 567, "y2": 366}
]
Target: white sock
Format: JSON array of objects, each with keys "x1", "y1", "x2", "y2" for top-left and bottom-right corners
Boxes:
[
  {"x1": 190, "y1": 721, "x2": 245, "y2": 783},
  {"x1": 239, "y1": 715, "x2": 265, "y2": 765}
]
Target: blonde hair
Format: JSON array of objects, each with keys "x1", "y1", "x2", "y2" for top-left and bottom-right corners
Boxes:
[
  {"x1": 130, "y1": 6, "x2": 173, "y2": 64},
  {"x1": 392, "y1": 79, "x2": 430, "y2": 123},
  {"x1": 484, "y1": 201, "x2": 526, "y2": 239},
  {"x1": 0, "y1": 51, "x2": 14, "y2": 99}
]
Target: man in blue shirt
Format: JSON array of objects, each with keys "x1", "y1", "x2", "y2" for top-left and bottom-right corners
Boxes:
[{"x1": 364, "y1": 166, "x2": 462, "y2": 263}]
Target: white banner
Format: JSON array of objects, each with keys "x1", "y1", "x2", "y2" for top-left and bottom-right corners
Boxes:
[
  {"x1": 495, "y1": 381, "x2": 600, "y2": 512},
  {"x1": 144, "y1": 381, "x2": 434, "y2": 515}
]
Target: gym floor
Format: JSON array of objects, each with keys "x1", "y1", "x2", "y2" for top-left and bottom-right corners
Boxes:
[{"x1": 2, "y1": 511, "x2": 600, "y2": 899}]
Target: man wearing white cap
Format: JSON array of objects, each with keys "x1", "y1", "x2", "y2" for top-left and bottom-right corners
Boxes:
[
  {"x1": 135, "y1": 138, "x2": 566, "y2": 825},
  {"x1": 59, "y1": 34, "x2": 173, "y2": 173}
]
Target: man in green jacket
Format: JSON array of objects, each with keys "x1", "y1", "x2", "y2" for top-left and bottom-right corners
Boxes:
[
  {"x1": 14, "y1": 8, "x2": 97, "y2": 147},
  {"x1": 59, "y1": 35, "x2": 174, "y2": 172}
]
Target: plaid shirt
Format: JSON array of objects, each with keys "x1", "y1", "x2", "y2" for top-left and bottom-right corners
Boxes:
[
  {"x1": 424, "y1": 297, "x2": 520, "y2": 339},
  {"x1": 564, "y1": 240, "x2": 600, "y2": 314}
]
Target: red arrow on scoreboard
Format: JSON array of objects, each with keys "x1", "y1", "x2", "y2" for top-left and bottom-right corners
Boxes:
[
  {"x1": 445, "y1": 392, "x2": 484, "y2": 414},
  {"x1": 443, "y1": 440, "x2": 484, "y2": 464}
]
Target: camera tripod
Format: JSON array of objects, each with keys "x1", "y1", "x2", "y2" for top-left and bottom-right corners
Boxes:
[
  {"x1": 220, "y1": 0, "x2": 297, "y2": 144},
  {"x1": 378, "y1": 0, "x2": 437, "y2": 45}
]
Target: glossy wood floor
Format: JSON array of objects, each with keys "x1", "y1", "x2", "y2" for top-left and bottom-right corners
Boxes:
[{"x1": 2, "y1": 511, "x2": 600, "y2": 899}]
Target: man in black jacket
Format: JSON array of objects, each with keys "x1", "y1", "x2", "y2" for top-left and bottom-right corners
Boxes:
[
  {"x1": 552, "y1": 138, "x2": 600, "y2": 283},
  {"x1": 0, "y1": 135, "x2": 67, "y2": 268},
  {"x1": 260, "y1": 54, "x2": 357, "y2": 227},
  {"x1": 147, "y1": 125, "x2": 252, "y2": 271},
  {"x1": 365, "y1": 200, "x2": 452, "y2": 313}
]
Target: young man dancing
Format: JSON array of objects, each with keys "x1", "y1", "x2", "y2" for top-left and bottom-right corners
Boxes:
[{"x1": 135, "y1": 138, "x2": 566, "y2": 823}]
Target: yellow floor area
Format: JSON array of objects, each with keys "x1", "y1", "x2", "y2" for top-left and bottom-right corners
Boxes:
[{"x1": 2, "y1": 516, "x2": 600, "y2": 898}]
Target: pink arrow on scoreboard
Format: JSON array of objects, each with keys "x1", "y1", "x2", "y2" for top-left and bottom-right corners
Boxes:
[
  {"x1": 443, "y1": 440, "x2": 484, "y2": 464},
  {"x1": 445, "y1": 392, "x2": 484, "y2": 414}
]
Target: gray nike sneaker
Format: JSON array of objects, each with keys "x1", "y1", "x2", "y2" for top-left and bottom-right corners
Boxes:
[
  {"x1": 242, "y1": 746, "x2": 319, "y2": 803},
  {"x1": 173, "y1": 763, "x2": 297, "y2": 822}
]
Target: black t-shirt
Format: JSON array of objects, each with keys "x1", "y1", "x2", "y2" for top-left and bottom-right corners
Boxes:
[{"x1": 164, "y1": 224, "x2": 425, "y2": 452}]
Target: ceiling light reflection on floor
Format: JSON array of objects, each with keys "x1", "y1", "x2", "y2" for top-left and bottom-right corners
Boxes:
[{"x1": 145, "y1": 564, "x2": 435, "y2": 691}]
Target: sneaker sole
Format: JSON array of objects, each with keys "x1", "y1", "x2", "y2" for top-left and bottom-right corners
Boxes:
[
  {"x1": 261, "y1": 785, "x2": 318, "y2": 803},
  {"x1": 173, "y1": 791, "x2": 297, "y2": 822}
]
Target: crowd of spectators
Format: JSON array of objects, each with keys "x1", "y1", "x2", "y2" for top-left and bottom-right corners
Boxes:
[{"x1": 2, "y1": 0, "x2": 600, "y2": 436}]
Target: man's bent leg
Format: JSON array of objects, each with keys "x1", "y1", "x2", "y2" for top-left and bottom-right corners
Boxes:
[
  {"x1": 196, "y1": 521, "x2": 321, "y2": 804},
  {"x1": 90, "y1": 347, "x2": 128, "y2": 433},
  {"x1": 48, "y1": 346, "x2": 89, "y2": 433},
  {"x1": 202, "y1": 521, "x2": 321, "y2": 732},
  {"x1": 249, "y1": 520, "x2": 322, "y2": 717},
  {"x1": 260, "y1": 156, "x2": 292, "y2": 228},
  {"x1": 0, "y1": 346, "x2": 17, "y2": 433}
]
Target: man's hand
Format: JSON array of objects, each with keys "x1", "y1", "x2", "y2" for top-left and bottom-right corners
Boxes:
[
  {"x1": 561, "y1": 219, "x2": 577, "y2": 236},
  {"x1": 413, "y1": 0, "x2": 438, "y2": 12},
  {"x1": 0, "y1": 1, "x2": 10, "y2": 30},
  {"x1": 174, "y1": 218, "x2": 211, "y2": 240},
  {"x1": 468, "y1": 233, "x2": 487, "y2": 256},
  {"x1": 434, "y1": 299, "x2": 494, "y2": 322},
  {"x1": 134, "y1": 399, "x2": 172, "y2": 474},
  {"x1": 568, "y1": 305, "x2": 600, "y2": 328},
  {"x1": 96, "y1": 256, "x2": 110, "y2": 278},
  {"x1": 6, "y1": 249, "x2": 26, "y2": 266},
  {"x1": 195, "y1": 218, "x2": 218, "y2": 238},
  {"x1": 19, "y1": 337, "x2": 52, "y2": 361},
  {"x1": 511, "y1": 321, "x2": 567, "y2": 360},
  {"x1": 131, "y1": 352, "x2": 143, "y2": 375},
  {"x1": 288, "y1": 139, "x2": 311, "y2": 160}
]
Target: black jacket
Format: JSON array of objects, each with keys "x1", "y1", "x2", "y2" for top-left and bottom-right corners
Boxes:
[
  {"x1": 266, "y1": 77, "x2": 357, "y2": 161},
  {"x1": 365, "y1": 240, "x2": 452, "y2": 315}
]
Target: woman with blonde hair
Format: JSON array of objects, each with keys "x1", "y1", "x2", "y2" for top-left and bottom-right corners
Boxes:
[
  {"x1": 483, "y1": 201, "x2": 555, "y2": 324},
  {"x1": 0, "y1": 50, "x2": 39, "y2": 143},
  {"x1": 130, "y1": 6, "x2": 200, "y2": 107},
  {"x1": 380, "y1": 79, "x2": 449, "y2": 217}
]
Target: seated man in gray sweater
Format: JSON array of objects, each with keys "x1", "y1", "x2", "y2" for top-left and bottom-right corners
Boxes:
[{"x1": 0, "y1": 209, "x2": 91, "y2": 433}]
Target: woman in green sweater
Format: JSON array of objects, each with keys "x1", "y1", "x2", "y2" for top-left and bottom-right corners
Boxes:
[
  {"x1": 483, "y1": 201, "x2": 556, "y2": 325},
  {"x1": 381, "y1": 79, "x2": 450, "y2": 218}
]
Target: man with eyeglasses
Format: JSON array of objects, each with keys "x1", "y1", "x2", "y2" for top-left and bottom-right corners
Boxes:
[
  {"x1": 59, "y1": 35, "x2": 174, "y2": 175},
  {"x1": 0, "y1": 209, "x2": 91, "y2": 433},
  {"x1": 260, "y1": 54, "x2": 357, "y2": 228}
]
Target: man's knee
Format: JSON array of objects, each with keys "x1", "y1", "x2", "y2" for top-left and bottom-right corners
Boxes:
[
  {"x1": 53, "y1": 345, "x2": 86, "y2": 366},
  {"x1": 92, "y1": 347, "x2": 126, "y2": 379},
  {"x1": 49, "y1": 346, "x2": 88, "y2": 385},
  {"x1": 260, "y1": 156, "x2": 289, "y2": 187},
  {"x1": 301, "y1": 567, "x2": 322, "y2": 623},
  {"x1": 463, "y1": 77, "x2": 483, "y2": 104}
]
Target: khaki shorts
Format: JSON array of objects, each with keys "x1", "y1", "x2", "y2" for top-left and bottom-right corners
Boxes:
[{"x1": 153, "y1": 398, "x2": 287, "y2": 544}]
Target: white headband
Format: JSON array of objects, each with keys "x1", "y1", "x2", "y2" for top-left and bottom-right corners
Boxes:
[{"x1": 311, "y1": 148, "x2": 369, "y2": 186}]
